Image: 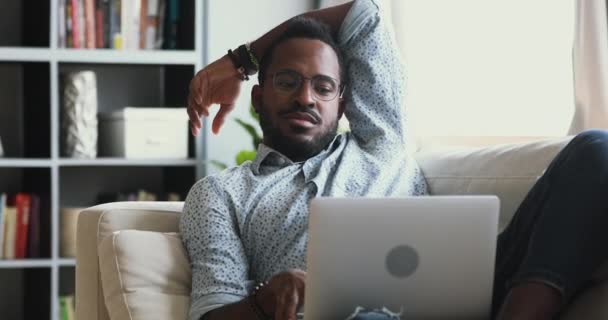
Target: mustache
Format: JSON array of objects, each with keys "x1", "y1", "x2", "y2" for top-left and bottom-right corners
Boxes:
[{"x1": 279, "y1": 105, "x2": 322, "y2": 123}]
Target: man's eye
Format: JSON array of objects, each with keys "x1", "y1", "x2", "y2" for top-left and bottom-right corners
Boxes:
[
  {"x1": 315, "y1": 86, "x2": 332, "y2": 95},
  {"x1": 276, "y1": 79, "x2": 297, "y2": 89}
]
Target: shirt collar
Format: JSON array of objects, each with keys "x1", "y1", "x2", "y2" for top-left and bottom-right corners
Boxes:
[{"x1": 251, "y1": 134, "x2": 344, "y2": 175}]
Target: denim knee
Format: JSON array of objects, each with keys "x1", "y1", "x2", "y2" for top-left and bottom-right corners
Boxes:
[{"x1": 567, "y1": 129, "x2": 608, "y2": 179}]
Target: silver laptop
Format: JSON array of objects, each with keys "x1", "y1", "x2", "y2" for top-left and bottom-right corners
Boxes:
[{"x1": 303, "y1": 196, "x2": 499, "y2": 320}]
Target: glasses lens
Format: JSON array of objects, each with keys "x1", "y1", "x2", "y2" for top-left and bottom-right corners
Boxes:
[
  {"x1": 312, "y1": 76, "x2": 339, "y2": 101},
  {"x1": 272, "y1": 71, "x2": 341, "y2": 101},
  {"x1": 273, "y1": 71, "x2": 300, "y2": 93}
]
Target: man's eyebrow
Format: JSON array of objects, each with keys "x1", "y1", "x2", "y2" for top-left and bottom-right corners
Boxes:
[{"x1": 277, "y1": 68, "x2": 340, "y2": 81}]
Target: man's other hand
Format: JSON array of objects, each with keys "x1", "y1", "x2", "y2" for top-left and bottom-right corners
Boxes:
[
  {"x1": 258, "y1": 269, "x2": 307, "y2": 320},
  {"x1": 187, "y1": 54, "x2": 243, "y2": 136}
]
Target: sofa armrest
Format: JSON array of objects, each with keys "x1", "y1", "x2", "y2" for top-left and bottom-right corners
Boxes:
[
  {"x1": 414, "y1": 137, "x2": 572, "y2": 230},
  {"x1": 75, "y1": 201, "x2": 184, "y2": 320}
]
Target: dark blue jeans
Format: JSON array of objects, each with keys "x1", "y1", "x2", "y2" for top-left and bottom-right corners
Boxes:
[
  {"x1": 491, "y1": 129, "x2": 608, "y2": 317},
  {"x1": 350, "y1": 130, "x2": 608, "y2": 320}
]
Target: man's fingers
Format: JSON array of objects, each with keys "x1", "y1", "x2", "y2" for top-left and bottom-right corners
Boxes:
[
  {"x1": 187, "y1": 104, "x2": 201, "y2": 128},
  {"x1": 190, "y1": 74, "x2": 204, "y2": 105},
  {"x1": 285, "y1": 291, "x2": 299, "y2": 320},
  {"x1": 211, "y1": 104, "x2": 233, "y2": 135},
  {"x1": 275, "y1": 292, "x2": 285, "y2": 320}
]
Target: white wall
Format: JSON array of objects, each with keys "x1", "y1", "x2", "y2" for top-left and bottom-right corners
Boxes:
[{"x1": 206, "y1": 0, "x2": 315, "y2": 173}]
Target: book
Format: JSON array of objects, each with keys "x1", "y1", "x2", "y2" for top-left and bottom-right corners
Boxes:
[
  {"x1": 59, "y1": 0, "x2": 67, "y2": 48},
  {"x1": 163, "y1": 0, "x2": 179, "y2": 49},
  {"x1": 139, "y1": 0, "x2": 161, "y2": 49},
  {"x1": 78, "y1": 0, "x2": 86, "y2": 48},
  {"x1": 110, "y1": 0, "x2": 122, "y2": 49},
  {"x1": 70, "y1": 0, "x2": 80, "y2": 48},
  {"x1": 3, "y1": 206, "x2": 16, "y2": 259},
  {"x1": 27, "y1": 194, "x2": 40, "y2": 258},
  {"x1": 0, "y1": 193, "x2": 5, "y2": 258},
  {"x1": 122, "y1": 0, "x2": 141, "y2": 50},
  {"x1": 95, "y1": 0, "x2": 104, "y2": 48},
  {"x1": 85, "y1": 0, "x2": 96, "y2": 48},
  {"x1": 14, "y1": 193, "x2": 31, "y2": 259},
  {"x1": 155, "y1": 0, "x2": 166, "y2": 49}
]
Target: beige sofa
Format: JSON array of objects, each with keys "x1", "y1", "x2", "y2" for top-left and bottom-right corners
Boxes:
[{"x1": 76, "y1": 137, "x2": 608, "y2": 320}]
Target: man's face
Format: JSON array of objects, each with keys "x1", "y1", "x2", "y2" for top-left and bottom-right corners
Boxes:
[{"x1": 252, "y1": 38, "x2": 344, "y2": 162}]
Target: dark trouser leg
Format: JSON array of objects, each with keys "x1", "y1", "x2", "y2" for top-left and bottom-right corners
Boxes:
[{"x1": 492, "y1": 129, "x2": 608, "y2": 318}]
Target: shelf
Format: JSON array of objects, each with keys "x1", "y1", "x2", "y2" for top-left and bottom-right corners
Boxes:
[
  {"x1": 57, "y1": 258, "x2": 76, "y2": 267},
  {"x1": 59, "y1": 158, "x2": 198, "y2": 167},
  {"x1": 0, "y1": 159, "x2": 52, "y2": 167},
  {"x1": 0, "y1": 48, "x2": 200, "y2": 65},
  {"x1": 0, "y1": 48, "x2": 53, "y2": 62},
  {"x1": 0, "y1": 259, "x2": 53, "y2": 269}
]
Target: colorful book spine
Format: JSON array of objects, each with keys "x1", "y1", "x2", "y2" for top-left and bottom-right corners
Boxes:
[
  {"x1": 66, "y1": 0, "x2": 73, "y2": 47},
  {"x1": 78, "y1": 0, "x2": 86, "y2": 48},
  {"x1": 85, "y1": 0, "x2": 96, "y2": 48},
  {"x1": 71, "y1": 0, "x2": 80, "y2": 48},
  {"x1": 3, "y1": 206, "x2": 16, "y2": 259},
  {"x1": 15, "y1": 193, "x2": 31, "y2": 259},
  {"x1": 95, "y1": 0, "x2": 104, "y2": 48},
  {"x1": 163, "y1": 0, "x2": 179, "y2": 49},
  {"x1": 101, "y1": 0, "x2": 111, "y2": 48},
  {"x1": 110, "y1": 0, "x2": 122, "y2": 49},
  {"x1": 27, "y1": 194, "x2": 40, "y2": 258},
  {"x1": 59, "y1": 0, "x2": 67, "y2": 48},
  {"x1": 0, "y1": 193, "x2": 5, "y2": 258}
]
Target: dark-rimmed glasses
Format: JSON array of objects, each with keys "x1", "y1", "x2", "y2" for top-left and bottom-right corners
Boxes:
[{"x1": 270, "y1": 70, "x2": 345, "y2": 101}]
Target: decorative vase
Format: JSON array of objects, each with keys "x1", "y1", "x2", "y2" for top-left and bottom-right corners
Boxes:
[{"x1": 61, "y1": 71, "x2": 98, "y2": 158}]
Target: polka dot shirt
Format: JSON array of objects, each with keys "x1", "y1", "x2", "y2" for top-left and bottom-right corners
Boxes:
[{"x1": 180, "y1": 1, "x2": 428, "y2": 319}]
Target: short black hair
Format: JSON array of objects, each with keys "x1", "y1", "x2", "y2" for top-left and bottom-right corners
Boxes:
[{"x1": 257, "y1": 16, "x2": 345, "y2": 86}]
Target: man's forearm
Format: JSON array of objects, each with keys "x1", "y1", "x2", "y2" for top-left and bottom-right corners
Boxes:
[{"x1": 250, "y1": 1, "x2": 354, "y2": 61}]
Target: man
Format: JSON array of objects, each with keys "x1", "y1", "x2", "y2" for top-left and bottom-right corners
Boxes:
[{"x1": 182, "y1": 1, "x2": 608, "y2": 319}]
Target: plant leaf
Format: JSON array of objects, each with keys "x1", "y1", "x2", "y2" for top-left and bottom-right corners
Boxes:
[
  {"x1": 209, "y1": 160, "x2": 228, "y2": 170},
  {"x1": 235, "y1": 118, "x2": 262, "y2": 149},
  {"x1": 236, "y1": 150, "x2": 257, "y2": 165}
]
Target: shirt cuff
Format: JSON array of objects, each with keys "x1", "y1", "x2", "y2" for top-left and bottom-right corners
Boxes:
[
  {"x1": 188, "y1": 292, "x2": 244, "y2": 320},
  {"x1": 338, "y1": 0, "x2": 380, "y2": 46}
]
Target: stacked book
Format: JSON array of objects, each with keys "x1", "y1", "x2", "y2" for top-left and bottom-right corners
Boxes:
[
  {"x1": 0, "y1": 193, "x2": 42, "y2": 259},
  {"x1": 58, "y1": 0, "x2": 181, "y2": 50}
]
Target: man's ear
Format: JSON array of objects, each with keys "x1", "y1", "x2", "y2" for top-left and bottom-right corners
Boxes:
[{"x1": 252, "y1": 84, "x2": 263, "y2": 114}]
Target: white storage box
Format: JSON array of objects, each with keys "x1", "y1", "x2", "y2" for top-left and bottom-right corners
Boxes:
[{"x1": 98, "y1": 107, "x2": 189, "y2": 159}]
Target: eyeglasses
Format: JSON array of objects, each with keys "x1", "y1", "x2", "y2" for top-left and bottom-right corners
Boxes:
[{"x1": 270, "y1": 70, "x2": 345, "y2": 101}]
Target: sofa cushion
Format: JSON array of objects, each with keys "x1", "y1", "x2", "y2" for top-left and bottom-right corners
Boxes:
[
  {"x1": 414, "y1": 137, "x2": 572, "y2": 230},
  {"x1": 98, "y1": 230, "x2": 191, "y2": 320}
]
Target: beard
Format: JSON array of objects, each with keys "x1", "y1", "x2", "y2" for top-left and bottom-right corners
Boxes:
[{"x1": 258, "y1": 103, "x2": 339, "y2": 162}]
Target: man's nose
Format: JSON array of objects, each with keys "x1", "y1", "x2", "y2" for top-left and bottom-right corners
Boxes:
[{"x1": 294, "y1": 80, "x2": 316, "y2": 107}]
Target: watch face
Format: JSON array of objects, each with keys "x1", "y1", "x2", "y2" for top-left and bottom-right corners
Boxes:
[{"x1": 385, "y1": 245, "x2": 419, "y2": 278}]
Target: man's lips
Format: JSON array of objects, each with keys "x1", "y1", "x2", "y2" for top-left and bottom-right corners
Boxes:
[{"x1": 282, "y1": 111, "x2": 320, "y2": 124}]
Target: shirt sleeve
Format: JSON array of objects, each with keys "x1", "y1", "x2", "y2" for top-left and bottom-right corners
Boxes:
[
  {"x1": 338, "y1": 0, "x2": 409, "y2": 153},
  {"x1": 179, "y1": 177, "x2": 250, "y2": 320}
]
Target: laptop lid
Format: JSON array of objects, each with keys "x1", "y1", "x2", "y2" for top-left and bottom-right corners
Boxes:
[{"x1": 304, "y1": 196, "x2": 499, "y2": 320}]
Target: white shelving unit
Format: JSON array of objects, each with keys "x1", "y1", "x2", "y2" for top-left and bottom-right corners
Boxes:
[{"x1": 0, "y1": 1, "x2": 207, "y2": 319}]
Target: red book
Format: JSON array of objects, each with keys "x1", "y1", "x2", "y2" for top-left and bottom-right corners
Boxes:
[
  {"x1": 27, "y1": 195, "x2": 40, "y2": 258},
  {"x1": 71, "y1": 0, "x2": 81, "y2": 48},
  {"x1": 14, "y1": 193, "x2": 31, "y2": 259},
  {"x1": 95, "y1": 0, "x2": 105, "y2": 48}
]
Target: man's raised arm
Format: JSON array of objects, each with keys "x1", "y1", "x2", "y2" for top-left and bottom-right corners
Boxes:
[
  {"x1": 187, "y1": 2, "x2": 354, "y2": 136},
  {"x1": 337, "y1": 0, "x2": 409, "y2": 152}
]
